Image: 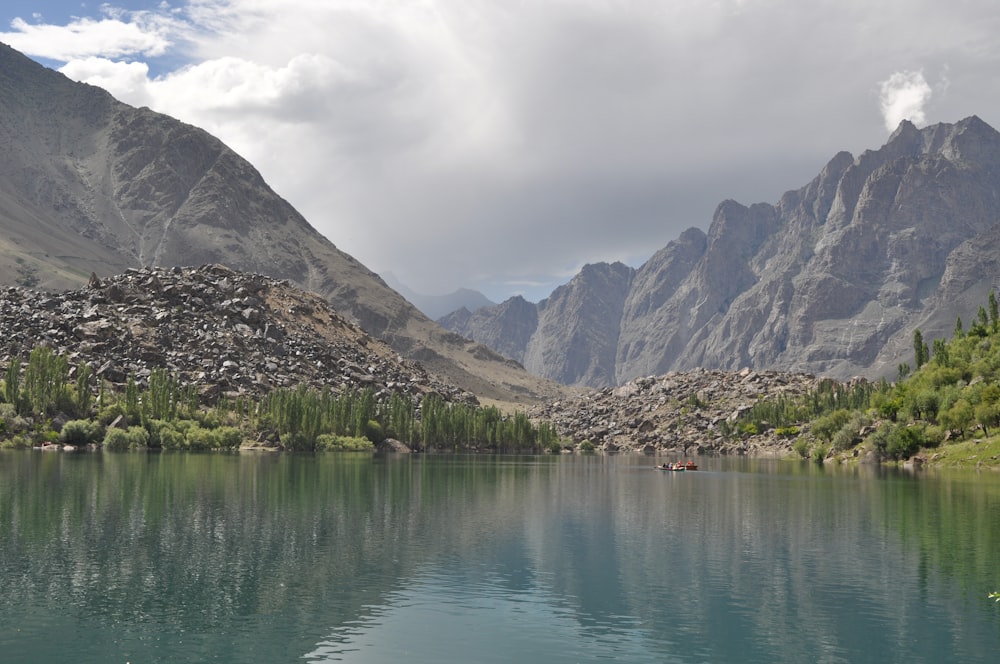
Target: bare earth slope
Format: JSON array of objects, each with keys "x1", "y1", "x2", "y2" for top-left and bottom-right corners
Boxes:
[{"x1": 0, "y1": 43, "x2": 565, "y2": 406}]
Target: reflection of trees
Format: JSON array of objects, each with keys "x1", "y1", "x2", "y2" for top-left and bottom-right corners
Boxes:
[{"x1": 2, "y1": 454, "x2": 999, "y2": 663}]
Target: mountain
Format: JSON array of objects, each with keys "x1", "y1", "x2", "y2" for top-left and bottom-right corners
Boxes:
[
  {"x1": 441, "y1": 116, "x2": 1000, "y2": 386},
  {"x1": 380, "y1": 273, "x2": 495, "y2": 320},
  {"x1": 0, "y1": 42, "x2": 566, "y2": 406}
]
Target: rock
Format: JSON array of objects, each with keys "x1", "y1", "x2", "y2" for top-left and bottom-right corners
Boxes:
[
  {"x1": 530, "y1": 368, "x2": 823, "y2": 454},
  {"x1": 0, "y1": 266, "x2": 476, "y2": 411}
]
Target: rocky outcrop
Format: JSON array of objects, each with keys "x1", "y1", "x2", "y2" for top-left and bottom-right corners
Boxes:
[
  {"x1": 441, "y1": 116, "x2": 1000, "y2": 386},
  {"x1": 442, "y1": 262, "x2": 634, "y2": 387},
  {"x1": 439, "y1": 295, "x2": 539, "y2": 367},
  {"x1": 0, "y1": 264, "x2": 474, "y2": 405},
  {"x1": 530, "y1": 368, "x2": 823, "y2": 455}
]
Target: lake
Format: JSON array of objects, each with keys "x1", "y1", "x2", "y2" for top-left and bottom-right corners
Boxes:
[{"x1": 1, "y1": 451, "x2": 998, "y2": 663}]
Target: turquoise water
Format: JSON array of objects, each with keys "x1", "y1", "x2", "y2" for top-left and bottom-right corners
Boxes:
[{"x1": 1, "y1": 451, "x2": 999, "y2": 663}]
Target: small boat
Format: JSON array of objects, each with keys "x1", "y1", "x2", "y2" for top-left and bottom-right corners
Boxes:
[{"x1": 656, "y1": 461, "x2": 698, "y2": 471}]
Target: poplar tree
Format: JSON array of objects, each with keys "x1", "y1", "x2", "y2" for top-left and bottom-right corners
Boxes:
[{"x1": 913, "y1": 329, "x2": 929, "y2": 369}]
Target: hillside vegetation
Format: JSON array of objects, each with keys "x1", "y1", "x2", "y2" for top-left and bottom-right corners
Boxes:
[
  {"x1": 732, "y1": 294, "x2": 1000, "y2": 468},
  {"x1": 0, "y1": 346, "x2": 559, "y2": 454}
]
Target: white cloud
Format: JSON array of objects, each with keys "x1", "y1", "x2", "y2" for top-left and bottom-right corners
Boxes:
[
  {"x1": 59, "y1": 57, "x2": 155, "y2": 106},
  {"x1": 4, "y1": 1, "x2": 1000, "y2": 301},
  {"x1": 879, "y1": 70, "x2": 933, "y2": 131},
  {"x1": 1, "y1": 12, "x2": 176, "y2": 60}
]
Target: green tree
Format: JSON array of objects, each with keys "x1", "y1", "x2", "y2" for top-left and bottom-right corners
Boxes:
[
  {"x1": 939, "y1": 399, "x2": 973, "y2": 439},
  {"x1": 5, "y1": 357, "x2": 20, "y2": 411},
  {"x1": 913, "y1": 329, "x2": 929, "y2": 369},
  {"x1": 990, "y1": 291, "x2": 999, "y2": 332}
]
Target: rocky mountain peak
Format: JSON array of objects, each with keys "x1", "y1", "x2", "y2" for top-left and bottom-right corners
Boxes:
[{"x1": 440, "y1": 115, "x2": 1000, "y2": 386}]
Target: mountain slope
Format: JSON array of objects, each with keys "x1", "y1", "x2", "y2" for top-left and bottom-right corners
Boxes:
[
  {"x1": 440, "y1": 116, "x2": 1000, "y2": 385},
  {"x1": 0, "y1": 42, "x2": 565, "y2": 405}
]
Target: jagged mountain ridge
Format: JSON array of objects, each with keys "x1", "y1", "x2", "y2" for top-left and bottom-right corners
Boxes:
[
  {"x1": 0, "y1": 42, "x2": 566, "y2": 406},
  {"x1": 441, "y1": 116, "x2": 1000, "y2": 386}
]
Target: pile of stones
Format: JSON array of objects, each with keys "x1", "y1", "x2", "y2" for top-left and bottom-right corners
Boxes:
[
  {"x1": 531, "y1": 367, "x2": 827, "y2": 455},
  {"x1": 0, "y1": 264, "x2": 475, "y2": 405}
]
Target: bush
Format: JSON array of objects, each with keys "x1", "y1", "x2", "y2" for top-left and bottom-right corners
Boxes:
[
  {"x1": 280, "y1": 431, "x2": 313, "y2": 452},
  {"x1": 867, "y1": 423, "x2": 894, "y2": 459},
  {"x1": 812, "y1": 409, "x2": 851, "y2": 442},
  {"x1": 0, "y1": 435, "x2": 31, "y2": 450},
  {"x1": 185, "y1": 426, "x2": 214, "y2": 451},
  {"x1": 363, "y1": 419, "x2": 385, "y2": 444},
  {"x1": 214, "y1": 426, "x2": 243, "y2": 450},
  {"x1": 887, "y1": 425, "x2": 924, "y2": 461},
  {"x1": 126, "y1": 426, "x2": 149, "y2": 449},
  {"x1": 547, "y1": 441, "x2": 563, "y2": 454},
  {"x1": 315, "y1": 434, "x2": 374, "y2": 451},
  {"x1": 812, "y1": 443, "x2": 829, "y2": 464},
  {"x1": 578, "y1": 440, "x2": 595, "y2": 452},
  {"x1": 97, "y1": 403, "x2": 127, "y2": 426},
  {"x1": 59, "y1": 419, "x2": 99, "y2": 446},
  {"x1": 793, "y1": 438, "x2": 810, "y2": 459},
  {"x1": 103, "y1": 427, "x2": 130, "y2": 451}
]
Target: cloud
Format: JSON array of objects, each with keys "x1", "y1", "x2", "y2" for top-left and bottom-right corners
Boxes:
[
  {"x1": 0, "y1": 11, "x2": 177, "y2": 60},
  {"x1": 879, "y1": 70, "x2": 933, "y2": 131},
  {"x1": 4, "y1": 1, "x2": 1000, "y2": 302},
  {"x1": 59, "y1": 57, "x2": 155, "y2": 106}
]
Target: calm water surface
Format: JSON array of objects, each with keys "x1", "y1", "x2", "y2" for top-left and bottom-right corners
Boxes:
[{"x1": 1, "y1": 451, "x2": 999, "y2": 663}]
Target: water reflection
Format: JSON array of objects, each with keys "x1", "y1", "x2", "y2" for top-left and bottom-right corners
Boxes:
[{"x1": 1, "y1": 452, "x2": 998, "y2": 663}]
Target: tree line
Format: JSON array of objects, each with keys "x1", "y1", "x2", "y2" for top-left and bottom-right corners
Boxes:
[{"x1": 0, "y1": 346, "x2": 559, "y2": 453}]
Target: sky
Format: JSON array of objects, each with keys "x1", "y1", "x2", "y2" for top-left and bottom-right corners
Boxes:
[{"x1": 2, "y1": 2, "x2": 999, "y2": 303}]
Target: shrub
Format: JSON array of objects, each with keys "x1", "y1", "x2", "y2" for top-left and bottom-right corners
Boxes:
[
  {"x1": 812, "y1": 409, "x2": 851, "y2": 442},
  {"x1": 829, "y1": 412, "x2": 871, "y2": 451},
  {"x1": 867, "y1": 423, "x2": 894, "y2": 459},
  {"x1": 97, "y1": 403, "x2": 127, "y2": 427},
  {"x1": 793, "y1": 438, "x2": 810, "y2": 459},
  {"x1": 185, "y1": 426, "x2": 214, "y2": 451},
  {"x1": 887, "y1": 425, "x2": 924, "y2": 461},
  {"x1": 579, "y1": 440, "x2": 595, "y2": 452},
  {"x1": 923, "y1": 424, "x2": 945, "y2": 448},
  {"x1": 214, "y1": 426, "x2": 243, "y2": 450},
  {"x1": 280, "y1": 431, "x2": 313, "y2": 452},
  {"x1": 1, "y1": 435, "x2": 31, "y2": 450},
  {"x1": 363, "y1": 419, "x2": 385, "y2": 444},
  {"x1": 774, "y1": 426, "x2": 800, "y2": 438},
  {"x1": 103, "y1": 428, "x2": 130, "y2": 451},
  {"x1": 59, "y1": 419, "x2": 98, "y2": 446},
  {"x1": 315, "y1": 434, "x2": 374, "y2": 451},
  {"x1": 812, "y1": 443, "x2": 829, "y2": 464},
  {"x1": 547, "y1": 441, "x2": 563, "y2": 454},
  {"x1": 126, "y1": 426, "x2": 149, "y2": 449}
]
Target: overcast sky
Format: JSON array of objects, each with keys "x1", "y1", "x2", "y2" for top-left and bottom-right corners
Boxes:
[{"x1": 3, "y1": 1, "x2": 999, "y2": 302}]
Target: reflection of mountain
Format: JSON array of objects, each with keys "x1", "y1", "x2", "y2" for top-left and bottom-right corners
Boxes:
[{"x1": 2, "y1": 455, "x2": 998, "y2": 662}]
